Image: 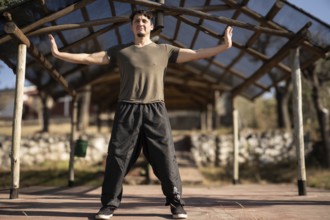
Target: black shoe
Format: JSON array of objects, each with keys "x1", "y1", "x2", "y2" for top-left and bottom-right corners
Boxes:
[
  {"x1": 170, "y1": 203, "x2": 188, "y2": 219},
  {"x1": 95, "y1": 206, "x2": 115, "y2": 219}
]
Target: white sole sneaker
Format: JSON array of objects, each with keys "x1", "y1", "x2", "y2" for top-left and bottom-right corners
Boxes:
[
  {"x1": 173, "y1": 213, "x2": 188, "y2": 219},
  {"x1": 95, "y1": 213, "x2": 113, "y2": 219}
]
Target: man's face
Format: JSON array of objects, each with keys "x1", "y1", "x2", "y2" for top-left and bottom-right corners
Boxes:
[{"x1": 131, "y1": 14, "x2": 154, "y2": 38}]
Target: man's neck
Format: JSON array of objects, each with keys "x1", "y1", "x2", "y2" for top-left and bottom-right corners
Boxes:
[{"x1": 134, "y1": 36, "x2": 153, "y2": 47}]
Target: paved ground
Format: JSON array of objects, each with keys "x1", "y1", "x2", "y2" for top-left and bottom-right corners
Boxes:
[{"x1": 1, "y1": 184, "x2": 330, "y2": 220}]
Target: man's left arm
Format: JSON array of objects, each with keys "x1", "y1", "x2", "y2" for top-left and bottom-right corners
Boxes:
[{"x1": 176, "y1": 26, "x2": 233, "y2": 64}]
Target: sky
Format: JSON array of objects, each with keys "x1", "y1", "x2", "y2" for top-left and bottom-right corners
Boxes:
[{"x1": 0, "y1": 0, "x2": 330, "y2": 90}]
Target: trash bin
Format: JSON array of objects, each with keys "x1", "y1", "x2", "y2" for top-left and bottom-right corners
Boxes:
[{"x1": 75, "y1": 139, "x2": 88, "y2": 157}]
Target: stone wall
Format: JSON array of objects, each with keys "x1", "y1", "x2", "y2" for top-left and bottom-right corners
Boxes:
[
  {"x1": 0, "y1": 130, "x2": 314, "y2": 170},
  {"x1": 0, "y1": 133, "x2": 110, "y2": 169},
  {"x1": 190, "y1": 129, "x2": 313, "y2": 167}
]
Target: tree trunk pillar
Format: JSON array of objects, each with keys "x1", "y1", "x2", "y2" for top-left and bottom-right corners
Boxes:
[
  {"x1": 68, "y1": 97, "x2": 78, "y2": 186},
  {"x1": 207, "y1": 103, "x2": 213, "y2": 131},
  {"x1": 291, "y1": 48, "x2": 307, "y2": 196},
  {"x1": 10, "y1": 44, "x2": 26, "y2": 199},
  {"x1": 232, "y1": 107, "x2": 239, "y2": 184}
]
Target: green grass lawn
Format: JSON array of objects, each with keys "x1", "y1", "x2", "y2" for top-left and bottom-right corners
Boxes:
[
  {"x1": 199, "y1": 163, "x2": 330, "y2": 190},
  {"x1": 1, "y1": 161, "x2": 330, "y2": 190}
]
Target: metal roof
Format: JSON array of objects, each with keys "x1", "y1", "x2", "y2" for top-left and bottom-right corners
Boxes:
[{"x1": 0, "y1": 0, "x2": 329, "y2": 111}]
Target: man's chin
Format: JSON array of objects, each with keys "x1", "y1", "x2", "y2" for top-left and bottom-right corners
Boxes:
[{"x1": 137, "y1": 33, "x2": 145, "y2": 38}]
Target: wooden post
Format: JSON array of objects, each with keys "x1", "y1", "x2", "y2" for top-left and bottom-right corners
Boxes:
[
  {"x1": 232, "y1": 107, "x2": 239, "y2": 184},
  {"x1": 291, "y1": 48, "x2": 307, "y2": 196},
  {"x1": 207, "y1": 103, "x2": 213, "y2": 131},
  {"x1": 156, "y1": 0, "x2": 165, "y2": 30},
  {"x1": 10, "y1": 44, "x2": 26, "y2": 199},
  {"x1": 200, "y1": 111, "x2": 206, "y2": 131},
  {"x1": 78, "y1": 85, "x2": 91, "y2": 131},
  {"x1": 68, "y1": 97, "x2": 78, "y2": 187},
  {"x1": 214, "y1": 90, "x2": 221, "y2": 129}
]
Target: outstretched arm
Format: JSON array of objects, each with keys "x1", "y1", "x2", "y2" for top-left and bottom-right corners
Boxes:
[
  {"x1": 49, "y1": 34, "x2": 110, "y2": 65},
  {"x1": 176, "y1": 26, "x2": 233, "y2": 64}
]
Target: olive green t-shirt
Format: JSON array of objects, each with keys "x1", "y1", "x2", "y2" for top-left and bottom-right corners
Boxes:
[{"x1": 107, "y1": 42, "x2": 179, "y2": 103}]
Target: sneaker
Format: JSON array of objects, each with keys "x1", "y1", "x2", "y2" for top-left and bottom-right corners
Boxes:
[
  {"x1": 95, "y1": 206, "x2": 115, "y2": 219},
  {"x1": 170, "y1": 203, "x2": 188, "y2": 219}
]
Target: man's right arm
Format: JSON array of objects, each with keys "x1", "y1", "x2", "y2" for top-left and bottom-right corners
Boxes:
[{"x1": 49, "y1": 34, "x2": 110, "y2": 65}]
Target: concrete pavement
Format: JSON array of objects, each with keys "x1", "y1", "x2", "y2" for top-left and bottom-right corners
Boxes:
[{"x1": 1, "y1": 184, "x2": 330, "y2": 220}]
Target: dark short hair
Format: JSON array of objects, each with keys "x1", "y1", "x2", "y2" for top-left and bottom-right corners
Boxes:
[{"x1": 129, "y1": 10, "x2": 153, "y2": 23}]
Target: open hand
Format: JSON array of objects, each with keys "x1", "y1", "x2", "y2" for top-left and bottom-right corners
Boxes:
[
  {"x1": 224, "y1": 26, "x2": 233, "y2": 48},
  {"x1": 48, "y1": 34, "x2": 59, "y2": 57}
]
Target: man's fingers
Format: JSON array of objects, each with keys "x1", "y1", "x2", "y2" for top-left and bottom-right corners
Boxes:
[
  {"x1": 225, "y1": 26, "x2": 233, "y2": 36},
  {"x1": 48, "y1": 34, "x2": 55, "y2": 41}
]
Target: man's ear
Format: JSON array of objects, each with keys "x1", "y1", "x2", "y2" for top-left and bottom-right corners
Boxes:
[{"x1": 150, "y1": 23, "x2": 154, "y2": 30}]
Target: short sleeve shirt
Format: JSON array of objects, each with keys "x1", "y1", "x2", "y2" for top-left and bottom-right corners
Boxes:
[{"x1": 107, "y1": 42, "x2": 179, "y2": 103}]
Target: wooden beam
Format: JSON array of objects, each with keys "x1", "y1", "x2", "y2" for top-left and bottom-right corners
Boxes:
[
  {"x1": 0, "y1": 0, "x2": 96, "y2": 45},
  {"x1": 27, "y1": 16, "x2": 129, "y2": 36},
  {"x1": 231, "y1": 22, "x2": 311, "y2": 97},
  {"x1": 114, "y1": 0, "x2": 292, "y2": 37},
  {"x1": 4, "y1": 20, "x2": 76, "y2": 97}
]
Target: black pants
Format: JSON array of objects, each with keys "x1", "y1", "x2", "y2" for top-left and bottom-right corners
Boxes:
[{"x1": 101, "y1": 102, "x2": 184, "y2": 208}]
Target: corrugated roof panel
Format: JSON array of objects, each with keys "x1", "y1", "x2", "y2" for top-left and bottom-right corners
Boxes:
[
  {"x1": 193, "y1": 30, "x2": 219, "y2": 50},
  {"x1": 251, "y1": 34, "x2": 288, "y2": 58},
  {"x1": 274, "y1": 4, "x2": 307, "y2": 32},
  {"x1": 232, "y1": 54, "x2": 263, "y2": 78},
  {"x1": 242, "y1": 84, "x2": 264, "y2": 99},
  {"x1": 163, "y1": 16, "x2": 177, "y2": 39},
  {"x1": 222, "y1": 73, "x2": 244, "y2": 88},
  {"x1": 118, "y1": 23, "x2": 134, "y2": 43},
  {"x1": 184, "y1": 0, "x2": 208, "y2": 8},
  {"x1": 86, "y1": 0, "x2": 112, "y2": 20},
  {"x1": 96, "y1": 31, "x2": 119, "y2": 50},
  {"x1": 257, "y1": 73, "x2": 273, "y2": 87},
  {"x1": 44, "y1": 0, "x2": 79, "y2": 12},
  {"x1": 247, "y1": 0, "x2": 277, "y2": 17},
  {"x1": 214, "y1": 46, "x2": 241, "y2": 65},
  {"x1": 176, "y1": 22, "x2": 196, "y2": 48},
  {"x1": 234, "y1": 13, "x2": 259, "y2": 45},
  {"x1": 208, "y1": 64, "x2": 225, "y2": 78}
]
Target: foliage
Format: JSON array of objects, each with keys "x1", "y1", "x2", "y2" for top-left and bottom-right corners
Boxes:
[
  {"x1": 0, "y1": 161, "x2": 104, "y2": 188},
  {"x1": 199, "y1": 163, "x2": 330, "y2": 190},
  {"x1": 235, "y1": 96, "x2": 277, "y2": 130}
]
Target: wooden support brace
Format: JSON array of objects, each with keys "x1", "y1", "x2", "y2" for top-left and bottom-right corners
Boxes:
[{"x1": 4, "y1": 19, "x2": 76, "y2": 97}]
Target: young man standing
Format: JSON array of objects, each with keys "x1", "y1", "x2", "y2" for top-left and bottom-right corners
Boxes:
[{"x1": 49, "y1": 10, "x2": 233, "y2": 220}]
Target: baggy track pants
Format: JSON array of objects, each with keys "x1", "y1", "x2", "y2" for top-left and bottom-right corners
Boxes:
[{"x1": 101, "y1": 102, "x2": 184, "y2": 208}]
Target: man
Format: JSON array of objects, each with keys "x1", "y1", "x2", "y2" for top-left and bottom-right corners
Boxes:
[{"x1": 49, "y1": 10, "x2": 233, "y2": 220}]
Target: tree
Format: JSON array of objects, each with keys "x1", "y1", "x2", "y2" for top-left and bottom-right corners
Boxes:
[{"x1": 303, "y1": 55, "x2": 330, "y2": 167}]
